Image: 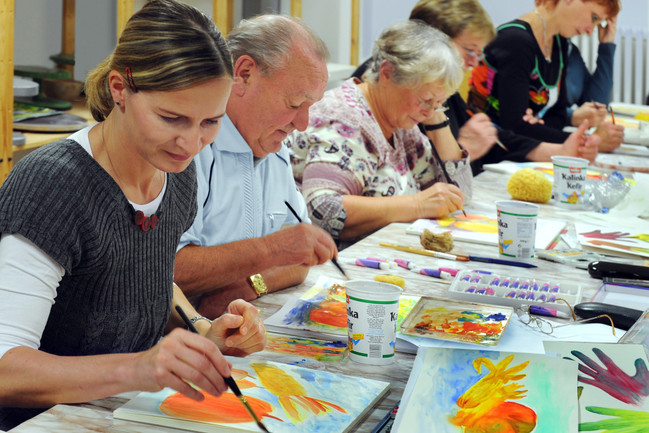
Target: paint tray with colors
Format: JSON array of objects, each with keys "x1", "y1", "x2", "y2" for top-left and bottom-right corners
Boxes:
[
  {"x1": 447, "y1": 271, "x2": 582, "y2": 315},
  {"x1": 399, "y1": 296, "x2": 513, "y2": 346}
]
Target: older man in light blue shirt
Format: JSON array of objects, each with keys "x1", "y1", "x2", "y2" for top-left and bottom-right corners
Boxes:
[{"x1": 174, "y1": 15, "x2": 338, "y2": 318}]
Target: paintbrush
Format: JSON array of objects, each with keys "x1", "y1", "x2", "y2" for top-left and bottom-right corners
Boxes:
[
  {"x1": 284, "y1": 200, "x2": 350, "y2": 280},
  {"x1": 175, "y1": 305, "x2": 270, "y2": 433},
  {"x1": 465, "y1": 108, "x2": 508, "y2": 151},
  {"x1": 608, "y1": 106, "x2": 616, "y2": 125},
  {"x1": 379, "y1": 242, "x2": 470, "y2": 261}
]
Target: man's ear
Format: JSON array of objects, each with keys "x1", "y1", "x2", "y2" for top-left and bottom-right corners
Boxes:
[{"x1": 231, "y1": 55, "x2": 257, "y2": 97}]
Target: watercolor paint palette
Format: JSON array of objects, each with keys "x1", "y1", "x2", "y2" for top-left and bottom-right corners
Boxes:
[
  {"x1": 399, "y1": 296, "x2": 513, "y2": 346},
  {"x1": 447, "y1": 270, "x2": 582, "y2": 315}
]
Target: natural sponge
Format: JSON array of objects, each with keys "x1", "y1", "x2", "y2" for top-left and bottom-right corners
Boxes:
[
  {"x1": 420, "y1": 229, "x2": 454, "y2": 252},
  {"x1": 507, "y1": 168, "x2": 552, "y2": 203}
]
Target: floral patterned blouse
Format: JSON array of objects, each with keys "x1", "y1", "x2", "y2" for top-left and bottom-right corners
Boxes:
[{"x1": 284, "y1": 78, "x2": 472, "y2": 240}]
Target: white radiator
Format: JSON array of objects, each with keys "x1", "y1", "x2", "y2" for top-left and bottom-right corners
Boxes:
[{"x1": 573, "y1": 27, "x2": 648, "y2": 105}]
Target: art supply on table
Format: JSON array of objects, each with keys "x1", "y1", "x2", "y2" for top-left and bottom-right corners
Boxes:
[
  {"x1": 345, "y1": 279, "x2": 401, "y2": 364},
  {"x1": 528, "y1": 305, "x2": 572, "y2": 319},
  {"x1": 448, "y1": 270, "x2": 582, "y2": 315},
  {"x1": 175, "y1": 306, "x2": 270, "y2": 433},
  {"x1": 551, "y1": 156, "x2": 589, "y2": 208},
  {"x1": 496, "y1": 200, "x2": 539, "y2": 261},
  {"x1": 506, "y1": 168, "x2": 553, "y2": 203},
  {"x1": 588, "y1": 260, "x2": 649, "y2": 280},
  {"x1": 467, "y1": 255, "x2": 538, "y2": 268},
  {"x1": 536, "y1": 248, "x2": 605, "y2": 269},
  {"x1": 374, "y1": 274, "x2": 406, "y2": 289},
  {"x1": 379, "y1": 242, "x2": 469, "y2": 261},
  {"x1": 573, "y1": 302, "x2": 643, "y2": 331},
  {"x1": 419, "y1": 228, "x2": 454, "y2": 252},
  {"x1": 371, "y1": 400, "x2": 400, "y2": 433},
  {"x1": 284, "y1": 200, "x2": 349, "y2": 279},
  {"x1": 352, "y1": 258, "x2": 394, "y2": 270},
  {"x1": 405, "y1": 212, "x2": 565, "y2": 251},
  {"x1": 399, "y1": 296, "x2": 513, "y2": 346},
  {"x1": 603, "y1": 277, "x2": 649, "y2": 288},
  {"x1": 417, "y1": 268, "x2": 454, "y2": 280}
]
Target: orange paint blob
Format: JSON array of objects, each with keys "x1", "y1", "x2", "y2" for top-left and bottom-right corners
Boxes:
[
  {"x1": 159, "y1": 390, "x2": 282, "y2": 424},
  {"x1": 309, "y1": 300, "x2": 347, "y2": 328}
]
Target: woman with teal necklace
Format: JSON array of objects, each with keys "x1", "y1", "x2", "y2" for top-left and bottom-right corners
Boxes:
[{"x1": 468, "y1": 0, "x2": 623, "y2": 152}]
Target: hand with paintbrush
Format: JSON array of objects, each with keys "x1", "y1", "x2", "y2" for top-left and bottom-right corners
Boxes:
[{"x1": 175, "y1": 305, "x2": 270, "y2": 432}]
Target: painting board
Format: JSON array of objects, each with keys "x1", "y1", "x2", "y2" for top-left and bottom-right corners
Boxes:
[
  {"x1": 264, "y1": 276, "x2": 420, "y2": 352},
  {"x1": 114, "y1": 356, "x2": 390, "y2": 433},
  {"x1": 392, "y1": 347, "x2": 578, "y2": 433},
  {"x1": 399, "y1": 297, "x2": 512, "y2": 346},
  {"x1": 482, "y1": 161, "x2": 603, "y2": 180},
  {"x1": 575, "y1": 221, "x2": 649, "y2": 259},
  {"x1": 263, "y1": 333, "x2": 347, "y2": 363},
  {"x1": 595, "y1": 153, "x2": 649, "y2": 173},
  {"x1": 543, "y1": 341, "x2": 649, "y2": 430},
  {"x1": 405, "y1": 212, "x2": 566, "y2": 250}
]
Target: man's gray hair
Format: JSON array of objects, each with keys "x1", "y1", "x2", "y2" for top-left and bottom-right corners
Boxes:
[
  {"x1": 226, "y1": 14, "x2": 330, "y2": 75},
  {"x1": 363, "y1": 19, "x2": 464, "y2": 93}
]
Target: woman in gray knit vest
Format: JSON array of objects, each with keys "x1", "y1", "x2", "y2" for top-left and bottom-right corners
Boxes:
[{"x1": 0, "y1": 1, "x2": 266, "y2": 429}]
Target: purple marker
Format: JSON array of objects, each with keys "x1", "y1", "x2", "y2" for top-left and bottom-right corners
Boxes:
[
  {"x1": 526, "y1": 291, "x2": 535, "y2": 300},
  {"x1": 355, "y1": 258, "x2": 387, "y2": 269},
  {"x1": 521, "y1": 281, "x2": 530, "y2": 290},
  {"x1": 531, "y1": 282, "x2": 539, "y2": 291},
  {"x1": 537, "y1": 294, "x2": 547, "y2": 302},
  {"x1": 550, "y1": 284, "x2": 560, "y2": 293},
  {"x1": 489, "y1": 277, "x2": 501, "y2": 286},
  {"x1": 465, "y1": 286, "x2": 477, "y2": 293},
  {"x1": 485, "y1": 287, "x2": 495, "y2": 296},
  {"x1": 516, "y1": 290, "x2": 527, "y2": 299},
  {"x1": 394, "y1": 258, "x2": 414, "y2": 270},
  {"x1": 540, "y1": 283, "x2": 550, "y2": 292},
  {"x1": 548, "y1": 295, "x2": 557, "y2": 302},
  {"x1": 439, "y1": 267, "x2": 460, "y2": 277},
  {"x1": 529, "y1": 305, "x2": 571, "y2": 319},
  {"x1": 500, "y1": 278, "x2": 511, "y2": 287},
  {"x1": 419, "y1": 268, "x2": 453, "y2": 280},
  {"x1": 506, "y1": 290, "x2": 516, "y2": 298},
  {"x1": 471, "y1": 270, "x2": 492, "y2": 275},
  {"x1": 511, "y1": 279, "x2": 521, "y2": 289}
]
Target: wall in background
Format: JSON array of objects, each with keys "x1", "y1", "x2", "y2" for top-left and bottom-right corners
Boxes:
[{"x1": 14, "y1": 1, "x2": 649, "y2": 80}]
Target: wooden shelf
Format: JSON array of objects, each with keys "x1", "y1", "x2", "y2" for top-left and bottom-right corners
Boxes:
[{"x1": 13, "y1": 101, "x2": 94, "y2": 153}]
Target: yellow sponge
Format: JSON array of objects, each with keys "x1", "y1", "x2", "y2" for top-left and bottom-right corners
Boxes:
[
  {"x1": 506, "y1": 168, "x2": 552, "y2": 203},
  {"x1": 374, "y1": 275, "x2": 405, "y2": 289}
]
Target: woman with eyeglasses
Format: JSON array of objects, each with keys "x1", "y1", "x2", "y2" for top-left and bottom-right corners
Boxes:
[
  {"x1": 285, "y1": 20, "x2": 471, "y2": 246},
  {"x1": 390, "y1": 0, "x2": 599, "y2": 174},
  {"x1": 468, "y1": 0, "x2": 623, "y2": 152}
]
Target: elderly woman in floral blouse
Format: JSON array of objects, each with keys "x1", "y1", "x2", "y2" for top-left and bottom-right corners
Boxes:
[{"x1": 285, "y1": 20, "x2": 472, "y2": 246}]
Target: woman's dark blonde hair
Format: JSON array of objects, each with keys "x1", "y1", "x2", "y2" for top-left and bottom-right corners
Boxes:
[
  {"x1": 409, "y1": 0, "x2": 496, "y2": 41},
  {"x1": 86, "y1": 0, "x2": 233, "y2": 122}
]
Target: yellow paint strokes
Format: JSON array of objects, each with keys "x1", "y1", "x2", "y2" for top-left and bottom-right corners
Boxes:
[
  {"x1": 451, "y1": 355, "x2": 537, "y2": 433},
  {"x1": 251, "y1": 363, "x2": 347, "y2": 424}
]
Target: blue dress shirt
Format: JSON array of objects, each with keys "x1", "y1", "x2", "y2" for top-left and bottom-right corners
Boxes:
[{"x1": 178, "y1": 115, "x2": 310, "y2": 251}]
